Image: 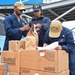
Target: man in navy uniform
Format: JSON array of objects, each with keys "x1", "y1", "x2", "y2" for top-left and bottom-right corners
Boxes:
[
  {"x1": 29, "y1": 4, "x2": 51, "y2": 46},
  {"x1": 3, "y1": 2, "x2": 30, "y2": 50},
  {"x1": 43, "y1": 20, "x2": 75, "y2": 75}
]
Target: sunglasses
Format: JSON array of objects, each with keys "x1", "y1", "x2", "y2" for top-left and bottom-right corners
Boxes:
[{"x1": 17, "y1": 7, "x2": 25, "y2": 11}]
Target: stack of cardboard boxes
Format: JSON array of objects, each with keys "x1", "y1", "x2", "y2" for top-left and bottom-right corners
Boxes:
[
  {"x1": 0, "y1": 63, "x2": 8, "y2": 75},
  {"x1": 20, "y1": 50, "x2": 69, "y2": 75},
  {"x1": 1, "y1": 40, "x2": 25, "y2": 75},
  {"x1": 1, "y1": 40, "x2": 69, "y2": 75}
]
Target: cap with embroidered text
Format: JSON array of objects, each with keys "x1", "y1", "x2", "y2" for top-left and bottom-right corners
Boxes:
[
  {"x1": 49, "y1": 20, "x2": 62, "y2": 38},
  {"x1": 14, "y1": 2, "x2": 25, "y2": 10},
  {"x1": 33, "y1": 4, "x2": 41, "y2": 11}
]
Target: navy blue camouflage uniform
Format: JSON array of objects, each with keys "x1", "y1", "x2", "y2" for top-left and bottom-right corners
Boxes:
[
  {"x1": 3, "y1": 14, "x2": 28, "y2": 50},
  {"x1": 29, "y1": 15, "x2": 51, "y2": 46},
  {"x1": 44, "y1": 26, "x2": 75, "y2": 75}
]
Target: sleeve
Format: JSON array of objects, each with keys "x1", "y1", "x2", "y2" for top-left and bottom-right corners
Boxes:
[
  {"x1": 44, "y1": 29, "x2": 51, "y2": 45},
  {"x1": 4, "y1": 16, "x2": 21, "y2": 36},
  {"x1": 22, "y1": 30, "x2": 29, "y2": 37},
  {"x1": 61, "y1": 31, "x2": 75, "y2": 53},
  {"x1": 29, "y1": 20, "x2": 33, "y2": 27},
  {"x1": 40, "y1": 17, "x2": 51, "y2": 30}
]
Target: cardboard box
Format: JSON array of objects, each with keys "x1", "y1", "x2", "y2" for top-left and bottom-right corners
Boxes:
[
  {"x1": 21, "y1": 68, "x2": 69, "y2": 75},
  {"x1": 21, "y1": 50, "x2": 68, "y2": 73},
  {"x1": 1, "y1": 51, "x2": 21, "y2": 73},
  {"x1": 0, "y1": 63, "x2": 8, "y2": 75},
  {"x1": 9, "y1": 40, "x2": 25, "y2": 51},
  {"x1": 9, "y1": 72, "x2": 20, "y2": 75}
]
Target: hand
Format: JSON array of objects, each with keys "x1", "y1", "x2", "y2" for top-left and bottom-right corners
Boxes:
[
  {"x1": 43, "y1": 43, "x2": 48, "y2": 47},
  {"x1": 55, "y1": 45, "x2": 62, "y2": 50},
  {"x1": 35, "y1": 23, "x2": 41, "y2": 28},
  {"x1": 24, "y1": 25, "x2": 30, "y2": 30},
  {"x1": 20, "y1": 25, "x2": 30, "y2": 31}
]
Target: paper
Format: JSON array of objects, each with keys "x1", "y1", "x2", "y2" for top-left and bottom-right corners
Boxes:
[{"x1": 37, "y1": 41, "x2": 58, "y2": 50}]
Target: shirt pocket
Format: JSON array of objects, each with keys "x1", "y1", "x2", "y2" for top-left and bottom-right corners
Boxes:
[{"x1": 12, "y1": 21, "x2": 19, "y2": 28}]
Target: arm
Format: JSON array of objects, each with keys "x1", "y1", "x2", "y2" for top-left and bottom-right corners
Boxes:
[
  {"x1": 61, "y1": 31, "x2": 75, "y2": 53},
  {"x1": 4, "y1": 16, "x2": 21, "y2": 36},
  {"x1": 40, "y1": 17, "x2": 51, "y2": 30},
  {"x1": 22, "y1": 30, "x2": 29, "y2": 37},
  {"x1": 34, "y1": 17, "x2": 51, "y2": 30},
  {"x1": 29, "y1": 20, "x2": 33, "y2": 27},
  {"x1": 4, "y1": 16, "x2": 30, "y2": 36},
  {"x1": 43, "y1": 29, "x2": 51, "y2": 45}
]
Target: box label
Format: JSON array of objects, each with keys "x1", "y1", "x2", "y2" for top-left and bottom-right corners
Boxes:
[{"x1": 3, "y1": 57, "x2": 16, "y2": 65}]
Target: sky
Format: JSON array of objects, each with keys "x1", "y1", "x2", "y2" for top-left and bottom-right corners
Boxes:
[{"x1": 0, "y1": 0, "x2": 43, "y2": 5}]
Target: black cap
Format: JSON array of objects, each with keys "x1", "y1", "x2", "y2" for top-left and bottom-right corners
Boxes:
[{"x1": 33, "y1": 4, "x2": 41, "y2": 11}]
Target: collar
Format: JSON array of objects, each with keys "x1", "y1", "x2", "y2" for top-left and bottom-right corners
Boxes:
[
  {"x1": 11, "y1": 13, "x2": 21, "y2": 20},
  {"x1": 11, "y1": 13, "x2": 17, "y2": 19},
  {"x1": 11, "y1": 13, "x2": 22, "y2": 21}
]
